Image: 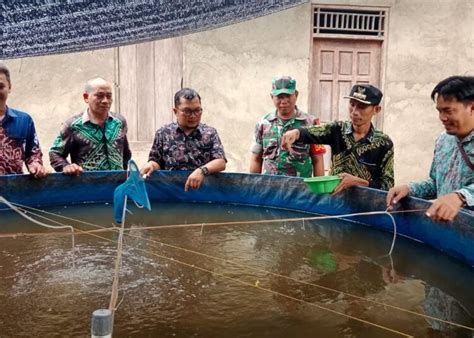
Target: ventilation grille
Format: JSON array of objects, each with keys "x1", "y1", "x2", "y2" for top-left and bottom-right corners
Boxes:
[{"x1": 313, "y1": 7, "x2": 385, "y2": 37}]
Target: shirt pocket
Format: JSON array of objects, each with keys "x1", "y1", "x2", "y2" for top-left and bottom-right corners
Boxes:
[
  {"x1": 358, "y1": 157, "x2": 378, "y2": 175},
  {"x1": 288, "y1": 143, "x2": 309, "y2": 161},
  {"x1": 7, "y1": 127, "x2": 28, "y2": 143},
  {"x1": 8, "y1": 134, "x2": 27, "y2": 152},
  {"x1": 262, "y1": 138, "x2": 279, "y2": 160},
  {"x1": 197, "y1": 137, "x2": 213, "y2": 152}
]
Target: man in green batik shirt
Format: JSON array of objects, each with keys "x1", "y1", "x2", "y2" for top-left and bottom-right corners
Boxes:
[
  {"x1": 282, "y1": 84, "x2": 394, "y2": 194},
  {"x1": 49, "y1": 78, "x2": 131, "y2": 175}
]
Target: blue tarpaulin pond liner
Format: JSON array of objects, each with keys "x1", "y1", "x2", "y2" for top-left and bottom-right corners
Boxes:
[
  {"x1": 1, "y1": 171, "x2": 473, "y2": 267},
  {"x1": 1, "y1": 0, "x2": 307, "y2": 59}
]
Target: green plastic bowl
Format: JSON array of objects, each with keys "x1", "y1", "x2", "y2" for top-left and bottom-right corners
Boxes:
[{"x1": 303, "y1": 176, "x2": 342, "y2": 194}]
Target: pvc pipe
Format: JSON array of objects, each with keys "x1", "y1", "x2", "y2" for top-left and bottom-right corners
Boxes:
[{"x1": 91, "y1": 309, "x2": 113, "y2": 338}]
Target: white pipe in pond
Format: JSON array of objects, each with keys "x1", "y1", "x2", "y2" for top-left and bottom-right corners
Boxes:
[{"x1": 91, "y1": 309, "x2": 113, "y2": 338}]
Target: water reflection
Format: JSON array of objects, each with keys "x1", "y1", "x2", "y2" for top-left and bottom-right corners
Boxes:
[{"x1": 0, "y1": 202, "x2": 473, "y2": 337}]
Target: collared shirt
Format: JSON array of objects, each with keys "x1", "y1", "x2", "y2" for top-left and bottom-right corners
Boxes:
[
  {"x1": 299, "y1": 120, "x2": 394, "y2": 190},
  {"x1": 148, "y1": 122, "x2": 226, "y2": 170},
  {"x1": 49, "y1": 110, "x2": 131, "y2": 171},
  {"x1": 251, "y1": 108, "x2": 326, "y2": 177},
  {"x1": 409, "y1": 131, "x2": 474, "y2": 208},
  {"x1": 0, "y1": 107, "x2": 43, "y2": 175}
]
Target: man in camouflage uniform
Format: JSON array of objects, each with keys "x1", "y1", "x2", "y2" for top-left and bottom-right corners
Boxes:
[
  {"x1": 249, "y1": 76, "x2": 325, "y2": 177},
  {"x1": 141, "y1": 88, "x2": 226, "y2": 191}
]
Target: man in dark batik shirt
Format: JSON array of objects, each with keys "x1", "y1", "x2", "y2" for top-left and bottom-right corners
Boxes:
[
  {"x1": 49, "y1": 78, "x2": 131, "y2": 175},
  {"x1": 0, "y1": 63, "x2": 47, "y2": 178},
  {"x1": 282, "y1": 84, "x2": 394, "y2": 193},
  {"x1": 141, "y1": 88, "x2": 226, "y2": 191}
]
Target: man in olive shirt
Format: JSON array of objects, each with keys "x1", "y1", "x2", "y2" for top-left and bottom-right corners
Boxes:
[{"x1": 282, "y1": 84, "x2": 394, "y2": 193}]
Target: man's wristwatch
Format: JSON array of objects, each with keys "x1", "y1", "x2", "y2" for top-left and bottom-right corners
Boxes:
[{"x1": 200, "y1": 166, "x2": 209, "y2": 176}]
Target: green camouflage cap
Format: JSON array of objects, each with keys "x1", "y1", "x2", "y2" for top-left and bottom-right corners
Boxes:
[{"x1": 271, "y1": 76, "x2": 296, "y2": 96}]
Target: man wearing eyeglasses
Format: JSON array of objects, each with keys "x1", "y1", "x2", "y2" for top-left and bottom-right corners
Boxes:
[
  {"x1": 281, "y1": 84, "x2": 394, "y2": 194},
  {"x1": 250, "y1": 76, "x2": 326, "y2": 178},
  {"x1": 387, "y1": 76, "x2": 473, "y2": 221},
  {"x1": 140, "y1": 88, "x2": 226, "y2": 191}
]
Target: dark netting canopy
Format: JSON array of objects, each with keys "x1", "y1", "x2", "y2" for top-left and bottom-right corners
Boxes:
[
  {"x1": 1, "y1": 0, "x2": 307, "y2": 59},
  {"x1": 1, "y1": 171, "x2": 473, "y2": 267}
]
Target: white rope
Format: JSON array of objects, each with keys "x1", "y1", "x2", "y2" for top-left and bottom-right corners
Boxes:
[
  {"x1": 2, "y1": 199, "x2": 400, "y2": 257},
  {"x1": 3, "y1": 201, "x2": 472, "y2": 331},
  {"x1": 384, "y1": 208, "x2": 397, "y2": 256},
  {"x1": 0, "y1": 196, "x2": 76, "y2": 268}
]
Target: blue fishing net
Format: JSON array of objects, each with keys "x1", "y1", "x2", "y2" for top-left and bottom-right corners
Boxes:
[{"x1": 113, "y1": 160, "x2": 151, "y2": 224}]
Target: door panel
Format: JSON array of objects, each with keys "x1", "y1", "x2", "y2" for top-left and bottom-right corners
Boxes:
[
  {"x1": 117, "y1": 37, "x2": 183, "y2": 142},
  {"x1": 311, "y1": 38, "x2": 382, "y2": 124}
]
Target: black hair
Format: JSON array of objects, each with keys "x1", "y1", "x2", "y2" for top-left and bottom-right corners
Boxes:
[
  {"x1": 0, "y1": 63, "x2": 11, "y2": 84},
  {"x1": 174, "y1": 88, "x2": 201, "y2": 107},
  {"x1": 430, "y1": 75, "x2": 474, "y2": 103}
]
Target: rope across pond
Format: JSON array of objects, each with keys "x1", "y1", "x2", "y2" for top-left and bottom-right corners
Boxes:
[{"x1": 1, "y1": 199, "x2": 472, "y2": 334}]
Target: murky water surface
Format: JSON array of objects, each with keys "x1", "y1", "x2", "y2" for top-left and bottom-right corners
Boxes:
[{"x1": 0, "y1": 202, "x2": 473, "y2": 337}]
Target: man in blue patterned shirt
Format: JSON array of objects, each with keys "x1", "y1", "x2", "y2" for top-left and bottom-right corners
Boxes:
[
  {"x1": 0, "y1": 63, "x2": 48, "y2": 177},
  {"x1": 387, "y1": 76, "x2": 473, "y2": 221},
  {"x1": 140, "y1": 88, "x2": 226, "y2": 191}
]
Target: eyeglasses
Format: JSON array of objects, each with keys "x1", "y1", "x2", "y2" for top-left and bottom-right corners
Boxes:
[{"x1": 177, "y1": 108, "x2": 203, "y2": 116}]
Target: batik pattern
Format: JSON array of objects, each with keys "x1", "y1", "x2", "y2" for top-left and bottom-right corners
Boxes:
[
  {"x1": 409, "y1": 131, "x2": 473, "y2": 207},
  {"x1": 148, "y1": 122, "x2": 226, "y2": 170},
  {"x1": 300, "y1": 121, "x2": 394, "y2": 190},
  {"x1": 49, "y1": 112, "x2": 131, "y2": 171},
  {"x1": 0, "y1": 108, "x2": 43, "y2": 175}
]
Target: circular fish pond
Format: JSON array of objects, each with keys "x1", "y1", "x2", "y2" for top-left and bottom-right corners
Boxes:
[{"x1": 0, "y1": 172, "x2": 473, "y2": 337}]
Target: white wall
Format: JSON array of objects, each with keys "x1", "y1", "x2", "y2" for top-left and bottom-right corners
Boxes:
[
  {"x1": 1, "y1": 49, "x2": 116, "y2": 171},
  {"x1": 182, "y1": 4, "x2": 313, "y2": 172},
  {"x1": 383, "y1": 0, "x2": 474, "y2": 183}
]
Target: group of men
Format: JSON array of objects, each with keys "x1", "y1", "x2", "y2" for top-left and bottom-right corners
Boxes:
[{"x1": 0, "y1": 62, "x2": 472, "y2": 222}]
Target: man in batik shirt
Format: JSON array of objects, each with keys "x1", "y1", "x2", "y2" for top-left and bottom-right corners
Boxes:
[
  {"x1": 282, "y1": 84, "x2": 394, "y2": 193},
  {"x1": 249, "y1": 76, "x2": 325, "y2": 177},
  {"x1": 49, "y1": 78, "x2": 131, "y2": 175},
  {"x1": 387, "y1": 76, "x2": 473, "y2": 222},
  {"x1": 0, "y1": 63, "x2": 47, "y2": 177},
  {"x1": 140, "y1": 88, "x2": 226, "y2": 191}
]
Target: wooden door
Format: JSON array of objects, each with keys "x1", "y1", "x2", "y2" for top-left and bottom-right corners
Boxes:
[
  {"x1": 310, "y1": 38, "x2": 382, "y2": 124},
  {"x1": 117, "y1": 37, "x2": 183, "y2": 142}
]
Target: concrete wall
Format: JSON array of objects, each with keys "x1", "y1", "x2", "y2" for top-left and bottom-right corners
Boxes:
[
  {"x1": 183, "y1": 0, "x2": 474, "y2": 183},
  {"x1": 182, "y1": 4, "x2": 312, "y2": 172},
  {"x1": 383, "y1": 0, "x2": 474, "y2": 183},
  {"x1": 1, "y1": 49, "x2": 116, "y2": 171},
  {"x1": 2, "y1": 1, "x2": 473, "y2": 185}
]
